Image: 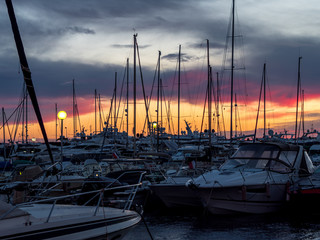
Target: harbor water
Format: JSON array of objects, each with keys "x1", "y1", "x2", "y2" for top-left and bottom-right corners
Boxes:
[{"x1": 123, "y1": 210, "x2": 320, "y2": 240}]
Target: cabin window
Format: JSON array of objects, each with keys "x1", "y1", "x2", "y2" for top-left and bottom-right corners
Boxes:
[
  {"x1": 278, "y1": 151, "x2": 297, "y2": 167},
  {"x1": 232, "y1": 144, "x2": 279, "y2": 159},
  {"x1": 269, "y1": 160, "x2": 291, "y2": 173}
]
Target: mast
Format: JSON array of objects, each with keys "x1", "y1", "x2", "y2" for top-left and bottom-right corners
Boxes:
[
  {"x1": 207, "y1": 39, "x2": 212, "y2": 147},
  {"x1": 25, "y1": 89, "x2": 28, "y2": 143},
  {"x1": 21, "y1": 84, "x2": 25, "y2": 143},
  {"x1": 302, "y1": 89, "x2": 305, "y2": 135},
  {"x1": 178, "y1": 45, "x2": 181, "y2": 146},
  {"x1": 6, "y1": 0, "x2": 53, "y2": 164},
  {"x1": 73, "y1": 79, "x2": 76, "y2": 138},
  {"x1": 2, "y1": 108, "x2": 6, "y2": 161},
  {"x1": 295, "y1": 56, "x2": 302, "y2": 142},
  {"x1": 157, "y1": 51, "x2": 161, "y2": 152},
  {"x1": 99, "y1": 94, "x2": 101, "y2": 132},
  {"x1": 114, "y1": 72, "x2": 117, "y2": 142},
  {"x1": 216, "y1": 72, "x2": 220, "y2": 135},
  {"x1": 253, "y1": 63, "x2": 265, "y2": 142},
  {"x1": 263, "y1": 63, "x2": 266, "y2": 138},
  {"x1": 235, "y1": 93, "x2": 238, "y2": 137},
  {"x1": 94, "y1": 89, "x2": 97, "y2": 134},
  {"x1": 133, "y1": 34, "x2": 137, "y2": 157},
  {"x1": 55, "y1": 103, "x2": 57, "y2": 141},
  {"x1": 207, "y1": 40, "x2": 212, "y2": 150},
  {"x1": 126, "y1": 58, "x2": 129, "y2": 146},
  {"x1": 160, "y1": 77, "x2": 163, "y2": 138},
  {"x1": 230, "y1": 0, "x2": 235, "y2": 141}
]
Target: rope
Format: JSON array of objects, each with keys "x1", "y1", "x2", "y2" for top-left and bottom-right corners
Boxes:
[
  {"x1": 100, "y1": 189, "x2": 109, "y2": 240},
  {"x1": 135, "y1": 206, "x2": 154, "y2": 240}
]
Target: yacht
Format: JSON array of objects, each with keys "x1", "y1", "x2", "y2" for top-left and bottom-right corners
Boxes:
[
  {"x1": 0, "y1": 195, "x2": 141, "y2": 239},
  {"x1": 187, "y1": 142, "x2": 315, "y2": 214}
]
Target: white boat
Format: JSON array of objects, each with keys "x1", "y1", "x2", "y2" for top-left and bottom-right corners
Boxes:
[
  {"x1": 308, "y1": 144, "x2": 320, "y2": 166},
  {"x1": 0, "y1": 198, "x2": 141, "y2": 239},
  {"x1": 187, "y1": 142, "x2": 315, "y2": 214}
]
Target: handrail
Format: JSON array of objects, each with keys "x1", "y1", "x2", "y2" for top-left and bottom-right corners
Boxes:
[{"x1": 0, "y1": 182, "x2": 142, "y2": 220}]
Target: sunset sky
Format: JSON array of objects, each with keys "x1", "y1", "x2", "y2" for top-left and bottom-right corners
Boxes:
[{"x1": 1, "y1": 0, "x2": 320, "y2": 142}]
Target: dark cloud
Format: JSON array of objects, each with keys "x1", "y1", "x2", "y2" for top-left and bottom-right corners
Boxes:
[{"x1": 162, "y1": 53, "x2": 196, "y2": 62}]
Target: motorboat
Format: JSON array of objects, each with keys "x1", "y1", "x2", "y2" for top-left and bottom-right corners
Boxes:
[
  {"x1": 0, "y1": 193, "x2": 141, "y2": 239},
  {"x1": 149, "y1": 166, "x2": 208, "y2": 209},
  {"x1": 287, "y1": 167, "x2": 320, "y2": 214},
  {"x1": 308, "y1": 144, "x2": 320, "y2": 166},
  {"x1": 187, "y1": 142, "x2": 315, "y2": 214}
]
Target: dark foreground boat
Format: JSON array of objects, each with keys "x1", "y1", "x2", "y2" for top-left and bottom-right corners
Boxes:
[{"x1": 0, "y1": 199, "x2": 141, "y2": 239}]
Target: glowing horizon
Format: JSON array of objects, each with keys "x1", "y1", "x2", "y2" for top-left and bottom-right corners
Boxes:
[{"x1": 2, "y1": 94, "x2": 319, "y2": 143}]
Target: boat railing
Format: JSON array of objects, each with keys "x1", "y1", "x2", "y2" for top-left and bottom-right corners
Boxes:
[
  {"x1": 0, "y1": 179, "x2": 144, "y2": 222},
  {"x1": 82, "y1": 170, "x2": 147, "y2": 210}
]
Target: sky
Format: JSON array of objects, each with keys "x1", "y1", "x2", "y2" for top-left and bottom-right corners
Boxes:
[{"x1": 1, "y1": 0, "x2": 320, "y2": 141}]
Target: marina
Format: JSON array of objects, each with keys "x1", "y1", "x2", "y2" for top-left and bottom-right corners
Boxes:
[{"x1": 1, "y1": 0, "x2": 320, "y2": 239}]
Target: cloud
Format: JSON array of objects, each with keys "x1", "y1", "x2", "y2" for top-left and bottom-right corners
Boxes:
[
  {"x1": 2, "y1": 0, "x2": 320, "y2": 136},
  {"x1": 61, "y1": 26, "x2": 95, "y2": 35},
  {"x1": 162, "y1": 53, "x2": 197, "y2": 62}
]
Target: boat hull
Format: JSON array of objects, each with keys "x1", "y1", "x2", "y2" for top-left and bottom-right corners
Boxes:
[
  {"x1": 150, "y1": 184, "x2": 202, "y2": 208},
  {"x1": 198, "y1": 184, "x2": 288, "y2": 214},
  {"x1": 0, "y1": 204, "x2": 141, "y2": 240}
]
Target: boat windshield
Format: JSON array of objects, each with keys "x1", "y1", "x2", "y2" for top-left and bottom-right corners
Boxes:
[
  {"x1": 220, "y1": 144, "x2": 297, "y2": 173},
  {"x1": 231, "y1": 144, "x2": 279, "y2": 159}
]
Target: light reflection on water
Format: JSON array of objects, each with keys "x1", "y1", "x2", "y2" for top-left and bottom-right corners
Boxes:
[{"x1": 123, "y1": 211, "x2": 320, "y2": 240}]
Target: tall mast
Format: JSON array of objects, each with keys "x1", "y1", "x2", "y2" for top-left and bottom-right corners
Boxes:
[
  {"x1": 263, "y1": 63, "x2": 266, "y2": 138},
  {"x1": 216, "y1": 72, "x2": 220, "y2": 135},
  {"x1": 157, "y1": 51, "x2": 161, "y2": 152},
  {"x1": 207, "y1": 40, "x2": 212, "y2": 150},
  {"x1": 302, "y1": 89, "x2": 305, "y2": 135},
  {"x1": 25, "y1": 89, "x2": 28, "y2": 143},
  {"x1": 235, "y1": 93, "x2": 238, "y2": 137},
  {"x1": 253, "y1": 63, "x2": 265, "y2": 142},
  {"x1": 178, "y1": 45, "x2": 181, "y2": 146},
  {"x1": 230, "y1": 0, "x2": 235, "y2": 141},
  {"x1": 55, "y1": 103, "x2": 57, "y2": 141},
  {"x1": 160, "y1": 77, "x2": 163, "y2": 137},
  {"x1": 133, "y1": 34, "x2": 137, "y2": 157},
  {"x1": 94, "y1": 89, "x2": 97, "y2": 134},
  {"x1": 73, "y1": 79, "x2": 76, "y2": 138},
  {"x1": 6, "y1": 0, "x2": 53, "y2": 163},
  {"x1": 114, "y1": 72, "x2": 117, "y2": 142},
  {"x1": 99, "y1": 94, "x2": 101, "y2": 132},
  {"x1": 2, "y1": 108, "x2": 6, "y2": 161},
  {"x1": 295, "y1": 56, "x2": 302, "y2": 142},
  {"x1": 126, "y1": 58, "x2": 129, "y2": 146},
  {"x1": 21, "y1": 84, "x2": 25, "y2": 143}
]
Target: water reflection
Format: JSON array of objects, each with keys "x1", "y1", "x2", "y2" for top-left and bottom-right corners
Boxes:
[{"x1": 123, "y1": 210, "x2": 320, "y2": 240}]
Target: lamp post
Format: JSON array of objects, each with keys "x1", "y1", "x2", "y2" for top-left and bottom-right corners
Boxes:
[
  {"x1": 152, "y1": 122, "x2": 157, "y2": 136},
  {"x1": 58, "y1": 111, "x2": 67, "y2": 161},
  {"x1": 152, "y1": 122, "x2": 157, "y2": 150}
]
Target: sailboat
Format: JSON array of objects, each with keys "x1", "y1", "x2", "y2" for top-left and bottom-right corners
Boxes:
[{"x1": 3, "y1": 1, "x2": 142, "y2": 239}]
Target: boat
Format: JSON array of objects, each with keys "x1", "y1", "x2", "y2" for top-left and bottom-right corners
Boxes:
[
  {"x1": 308, "y1": 144, "x2": 320, "y2": 166},
  {"x1": 287, "y1": 167, "x2": 320, "y2": 214},
  {"x1": 187, "y1": 142, "x2": 315, "y2": 214},
  {"x1": 0, "y1": 198, "x2": 141, "y2": 239},
  {"x1": 149, "y1": 166, "x2": 207, "y2": 209}
]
